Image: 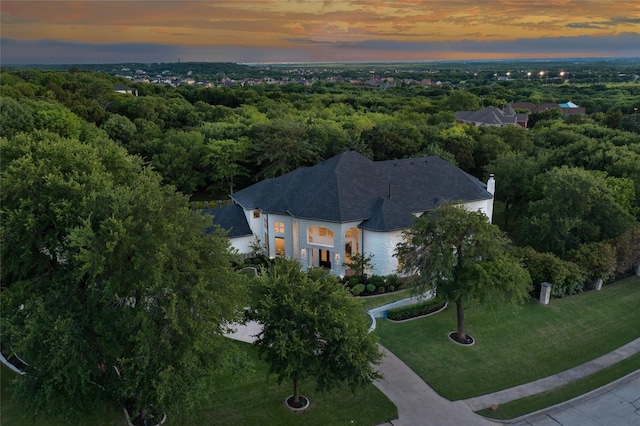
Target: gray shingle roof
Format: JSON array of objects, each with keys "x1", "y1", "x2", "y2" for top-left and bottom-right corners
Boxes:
[
  {"x1": 455, "y1": 105, "x2": 526, "y2": 126},
  {"x1": 203, "y1": 204, "x2": 252, "y2": 238},
  {"x1": 231, "y1": 151, "x2": 492, "y2": 232}
]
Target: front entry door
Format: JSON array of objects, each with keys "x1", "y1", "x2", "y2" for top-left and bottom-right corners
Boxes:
[{"x1": 319, "y1": 249, "x2": 332, "y2": 269}]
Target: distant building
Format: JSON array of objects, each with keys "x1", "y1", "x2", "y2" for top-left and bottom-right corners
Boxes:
[
  {"x1": 113, "y1": 85, "x2": 138, "y2": 96},
  {"x1": 455, "y1": 105, "x2": 528, "y2": 128},
  {"x1": 511, "y1": 101, "x2": 586, "y2": 116}
]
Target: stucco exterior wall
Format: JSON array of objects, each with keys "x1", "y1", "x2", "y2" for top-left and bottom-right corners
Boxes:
[
  {"x1": 463, "y1": 199, "x2": 494, "y2": 222},
  {"x1": 230, "y1": 235, "x2": 255, "y2": 255},
  {"x1": 362, "y1": 229, "x2": 404, "y2": 276}
]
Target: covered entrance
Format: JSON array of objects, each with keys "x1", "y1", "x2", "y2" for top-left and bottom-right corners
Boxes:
[{"x1": 311, "y1": 248, "x2": 332, "y2": 269}]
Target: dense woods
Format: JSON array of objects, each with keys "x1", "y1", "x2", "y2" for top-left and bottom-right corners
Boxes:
[
  {"x1": 2, "y1": 64, "x2": 639, "y2": 268},
  {"x1": 1, "y1": 61, "x2": 639, "y2": 417}
]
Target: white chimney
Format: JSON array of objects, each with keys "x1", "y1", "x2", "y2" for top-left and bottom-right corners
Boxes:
[
  {"x1": 486, "y1": 174, "x2": 496, "y2": 223},
  {"x1": 487, "y1": 173, "x2": 496, "y2": 196}
]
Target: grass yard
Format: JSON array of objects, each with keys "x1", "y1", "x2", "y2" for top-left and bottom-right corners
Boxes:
[
  {"x1": 356, "y1": 289, "x2": 411, "y2": 312},
  {"x1": 1, "y1": 340, "x2": 397, "y2": 426},
  {"x1": 477, "y1": 352, "x2": 640, "y2": 420},
  {"x1": 375, "y1": 275, "x2": 640, "y2": 401}
]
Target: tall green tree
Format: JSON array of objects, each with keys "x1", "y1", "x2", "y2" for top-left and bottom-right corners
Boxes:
[
  {"x1": 396, "y1": 203, "x2": 531, "y2": 343},
  {"x1": 518, "y1": 167, "x2": 635, "y2": 256},
  {"x1": 250, "y1": 259, "x2": 382, "y2": 408},
  {"x1": 249, "y1": 119, "x2": 320, "y2": 180},
  {"x1": 201, "y1": 137, "x2": 250, "y2": 194},
  {"x1": 1, "y1": 131, "x2": 246, "y2": 420}
]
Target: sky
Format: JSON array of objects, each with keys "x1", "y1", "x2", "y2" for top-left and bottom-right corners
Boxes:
[{"x1": 1, "y1": 0, "x2": 639, "y2": 64}]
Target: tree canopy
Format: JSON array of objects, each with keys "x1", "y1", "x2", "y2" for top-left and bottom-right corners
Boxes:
[
  {"x1": 250, "y1": 259, "x2": 382, "y2": 407},
  {"x1": 1, "y1": 131, "x2": 246, "y2": 420},
  {"x1": 517, "y1": 167, "x2": 635, "y2": 256},
  {"x1": 396, "y1": 203, "x2": 532, "y2": 342}
]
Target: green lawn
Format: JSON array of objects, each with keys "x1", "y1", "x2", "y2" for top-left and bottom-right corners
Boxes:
[
  {"x1": 1, "y1": 340, "x2": 397, "y2": 426},
  {"x1": 356, "y1": 289, "x2": 411, "y2": 312},
  {"x1": 375, "y1": 275, "x2": 640, "y2": 401},
  {"x1": 477, "y1": 352, "x2": 640, "y2": 420}
]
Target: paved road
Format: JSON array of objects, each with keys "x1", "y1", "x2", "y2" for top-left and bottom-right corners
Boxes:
[{"x1": 508, "y1": 370, "x2": 640, "y2": 426}]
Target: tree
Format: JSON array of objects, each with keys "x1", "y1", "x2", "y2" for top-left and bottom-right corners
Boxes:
[
  {"x1": 201, "y1": 137, "x2": 250, "y2": 195},
  {"x1": 150, "y1": 129, "x2": 206, "y2": 194},
  {"x1": 358, "y1": 121, "x2": 422, "y2": 160},
  {"x1": 1, "y1": 131, "x2": 246, "y2": 420},
  {"x1": 518, "y1": 167, "x2": 635, "y2": 256},
  {"x1": 100, "y1": 113, "x2": 137, "y2": 145},
  {"x1": 250, "y1": 259, "x2": 382, "y2": 408},
  {"x1": 344, "y1": 252, "x2": 375, "y2": 283},
  {"x1": 396, "y1": 203, "x2": 532, "y2": 343},
  {"x1": 486, "y1": 151, "x2": 541, "y2": 229},
  {"x1": 249, "y1": 119, "x2": 320, "y2": 180},
  {"x1": 0, "y1": 96, "x2": 35, "y2": 138},
  {"x1": 442, "y1": 90, "x2": 481, "y2": 112}
]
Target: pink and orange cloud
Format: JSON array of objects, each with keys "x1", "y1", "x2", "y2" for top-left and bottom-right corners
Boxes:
[{"x1": 1, "y1": 0, "x2": 638, "y2": 63}]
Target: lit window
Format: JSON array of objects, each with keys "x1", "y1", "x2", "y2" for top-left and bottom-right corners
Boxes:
[
  {"x1": 253, "y1": 210, "x2": 260, "y2": 219},
  {"x1": 274, "y1": 222, "x2": 284, "y2": 233},
  {"x1": 275, "y1": 237, "x2": 285, "y2": 256}
]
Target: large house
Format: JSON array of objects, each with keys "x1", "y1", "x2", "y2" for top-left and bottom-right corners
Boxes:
[
  {"x1": 207, "y1": 151, "x2": 495, "y2": 277},
  {"x1": 510, "y1": 101, "x2": 586, "y2": 116},
  {"x1": 455, "y1": 105, "x2": 528, "y2": 128}
]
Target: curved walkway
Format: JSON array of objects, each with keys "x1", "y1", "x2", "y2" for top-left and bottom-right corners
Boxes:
[{"x1": 224, "y1": 324, "x2": 640, "y2": 426}]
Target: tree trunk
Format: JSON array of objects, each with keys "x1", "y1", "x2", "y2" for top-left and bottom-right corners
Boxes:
[
  {"x1": 293, "y1": 375, "x2": 299, "y2": 406},
  {"x1": 456, "y1": 301, "x2": 466, "y2": 342}
]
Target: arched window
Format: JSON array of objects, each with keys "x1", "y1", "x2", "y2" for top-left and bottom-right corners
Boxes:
[{"x1": 307, "y1": 226, "x2": 334, "y2": 247}]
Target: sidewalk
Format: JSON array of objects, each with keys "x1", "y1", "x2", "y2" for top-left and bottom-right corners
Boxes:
[
  {"x1": 224, "y1": 323, "x2": 640, "y2": 426},
  {"x1": 463, "y1": 337, "x2": 640, "y2": 411},
  {"x1": 373, "y1": 346, "x2": 498, "y2": 426}
]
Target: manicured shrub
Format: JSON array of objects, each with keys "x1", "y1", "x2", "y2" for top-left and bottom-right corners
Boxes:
[
  {"x1": 368, "y1": 275, "x2": 384, "y2": 289},
  {"x1": 348, "y1": 277, "x2": 360, "y2": 288},
  {"x1": 377, "y1": 286, "x2": 385, "y2": 294},
  {"x1": 388, "y1": 285, "x2": 395, "y2": 292},
  {"x1": 384, "y1": 274, "x2": 399, "y2": 290},
  {"x1": 386, "y1": 297, "x2": 446, "y2": 321},
  {"x1": 366, "y1": 284, "x2": 376, "y2": 294},
  {"x1": 351, "y1": 283, "x2": 366, "y2": 296}
]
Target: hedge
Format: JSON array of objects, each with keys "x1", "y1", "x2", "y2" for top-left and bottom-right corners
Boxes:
[{"x1": 386, "y1": 297, "x2": 446, "y2": 321}]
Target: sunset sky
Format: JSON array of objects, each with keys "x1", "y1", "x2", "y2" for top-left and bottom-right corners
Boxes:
[{"x1": 1, "y1": 0, "x2": 639, "y2": 64}]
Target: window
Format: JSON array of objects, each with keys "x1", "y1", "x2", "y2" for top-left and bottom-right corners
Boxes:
[
  {"x1": 275, "y1": 237, "x2": 285, "y2": 256},
  {"x1": 307, "y1": 226, "x2": 334, "y2": 247},
  {"x1": 274, "y1": 222, "x2": 284, "y2": 233},
  {"x1": 253, "y1": 210, "x2": 260, "y2": 219}
]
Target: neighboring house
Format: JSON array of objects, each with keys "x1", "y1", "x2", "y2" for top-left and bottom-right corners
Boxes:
[
  {"x1": 206, "y1": 151, "x2": 495, "y2": 277},
  {"x1": 455, "y1": 105, "x2": 528, "y2": 128},
  {"x1": 113, "y1": 85, "x2": 139, "y2": 96},
  {"x1": 511, "y1": 101, "x2": 586, "y2": 116}
]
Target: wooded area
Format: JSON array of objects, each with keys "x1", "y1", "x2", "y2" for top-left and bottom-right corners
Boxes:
[{"x1": 1, "y1": 62, "x2": 639, "y2": 418}]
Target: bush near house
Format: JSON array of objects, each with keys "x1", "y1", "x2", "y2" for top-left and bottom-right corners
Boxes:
[
  {"x1": 386, "y1": 297, "x2": 446, "y2": 321},
  {"x1": 344, "y1": 274, "x2": 404, "y2": 296},
  {"x1": 351, "y1": 284, "x2": 366, "y2": 296}
]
